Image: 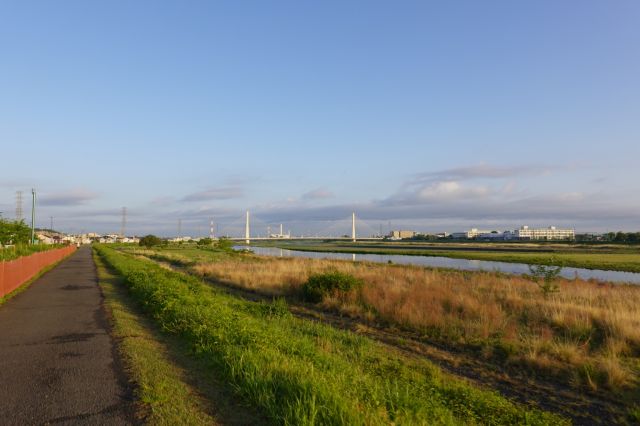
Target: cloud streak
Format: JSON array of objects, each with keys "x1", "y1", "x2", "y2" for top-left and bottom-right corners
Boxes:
[
  {"x1": 40, "y1": 189, "x2": 98, "y2": 206},
  {"x1": 181, "y1": 186, "x2": 244, "y2": 202},
  {"x1": 412, "y1": 163, "x2": 558, "y2": 182},
  {"x1": 301, "y1": 188, "x2": 334, "y2": 200}
]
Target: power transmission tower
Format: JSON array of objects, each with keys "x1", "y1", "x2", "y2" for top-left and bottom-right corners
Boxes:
[
  {"x1": 120, "y1": 207, "x2": 127, "y2": 237},
  {"x1": 16, "y1": 191, "x2": 23, "y2": 221},
  {"x1": 31, "y1": 189, "x2": 36, "y2": 244}
]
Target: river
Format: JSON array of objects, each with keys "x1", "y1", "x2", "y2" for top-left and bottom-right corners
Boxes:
[{"x1": 238, "y1": 246, "x2": 640, "y2": 284}]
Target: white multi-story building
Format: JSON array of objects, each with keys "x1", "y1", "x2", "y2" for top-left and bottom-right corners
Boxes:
[
  {"x1": 451, "y1": 228, "x2": 491, "y2": 239},
  {"x1": 508, "y1": 226, "x2": 575, "y2": 241}
]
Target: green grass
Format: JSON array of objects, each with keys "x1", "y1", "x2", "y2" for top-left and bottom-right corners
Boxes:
[
  {"x1": 94, "y1": 250, "x2": 264, "y2": 425},
  {"x1": 0, "y1": 243, "x2": 65, "y2": 261},
  {"x1": 258, "y1": 242, "x2": 640, "y2": 274},
  {"x1": 96, "y1": 244, "x2": 565, "y2": 425}
]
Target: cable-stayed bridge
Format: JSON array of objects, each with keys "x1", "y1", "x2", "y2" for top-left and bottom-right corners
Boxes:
[{"x1": 207, "y1": 211, "x2": 385, "y2": 242}]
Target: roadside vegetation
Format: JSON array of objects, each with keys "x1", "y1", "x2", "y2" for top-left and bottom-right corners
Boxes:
[
  {"x1": 0, "y1": 243, "x2": 65, "y2": 261},
  {"x1": 93, "y1": 250, "x2": 263, "y2": 425},
  {"x1": 0, "y1": 219, "x2": 64, "y2": 261},
  {"x1": 97, "y1": 244, "x2": 563, "y2": 425}
]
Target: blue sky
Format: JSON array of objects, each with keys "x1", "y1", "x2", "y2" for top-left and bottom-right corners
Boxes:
[{"x1": 1, "y1": 1, "x2": 639, "y2": 236}]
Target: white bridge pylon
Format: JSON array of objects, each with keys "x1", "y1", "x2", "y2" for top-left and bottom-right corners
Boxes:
[{"x1": 231, "y1": 210, "x2": 381, "y2": 243}]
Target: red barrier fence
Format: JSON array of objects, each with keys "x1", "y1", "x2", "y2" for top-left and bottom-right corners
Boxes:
[{"x1": 0, "y1": 246, "x2": 77, "y2": 298}]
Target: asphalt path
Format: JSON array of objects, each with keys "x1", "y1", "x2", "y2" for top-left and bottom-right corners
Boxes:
[{"x1": 0, "y1": 246, "x2": 135, "y2": 425}]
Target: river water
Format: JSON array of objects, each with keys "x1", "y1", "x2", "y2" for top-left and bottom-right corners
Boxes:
[{"x1": 239, "y1": 246, "x2": 640, "y2": 285}]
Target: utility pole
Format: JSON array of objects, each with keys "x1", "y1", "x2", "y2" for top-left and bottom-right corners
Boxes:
[
  {"x1": 178, "y1": 219, "x2": 182, "y2": 239},
  {"x1": 50, "y1": 216, "x2": 54, "y2": 232},
  {"x1": 31, "y1": 188, "x2": 36, "y2": 244},
  {"x1": 351, "y1": 212, "x2": 356, "y2": 243},
  {"x1": 245, "y1": 210, "x2": 250, "y2": 244}
]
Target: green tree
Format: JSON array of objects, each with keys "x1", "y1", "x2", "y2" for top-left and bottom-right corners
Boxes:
[
  {"x1": 139, "y1": 234, "x2": 162, "y2": 248},
  {"x1": 197, "y1": 237, "x2": 213, "y2": 246},
  {"x1": 0, "y1": 219, "x2": 31, "y2": 245},
  {"x1": 528, "y1": 260, "x2": 563, "y2": 298},
  {"x1": 215, "y1": 237, "x2": 234, "y2": 252}
]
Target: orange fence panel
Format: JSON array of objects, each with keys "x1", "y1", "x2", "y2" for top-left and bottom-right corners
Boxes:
[{"x1": 0, "y1": 246, "x2": 77, "y2": 298}]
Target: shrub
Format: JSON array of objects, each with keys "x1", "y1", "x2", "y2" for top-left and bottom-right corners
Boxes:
[
  {"x1": 528, "y1": 261, "x2": 563, "y2": 298},
  {"x1": 139, "y1": 234, "x2": 162, "y2": 248},
  {"x1": 0, "y1": 219, "x2": 31, "y2": 245},
  {"x1": 215, "y1": 237, "x2": 234, "y2": 252},
  {"x1": 197, "y1": 237, "x2": 213, "y2": 246},
  {"x1": 302, "y1": 271, "x2": 363, "y2": 303}
]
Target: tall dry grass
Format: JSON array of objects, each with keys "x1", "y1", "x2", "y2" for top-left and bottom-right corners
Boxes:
[{"x1": 194, "y1": 256, "x2": 640, "y2": 390}]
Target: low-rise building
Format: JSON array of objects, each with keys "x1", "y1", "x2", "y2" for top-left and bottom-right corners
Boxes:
[
  {"x1": 388, "y1": 230, "x2": 416, "y2": 239},
  {"x1": 451, "y1": 228, "x2": 491, "y2": 239},
  {"x1": 507, "y1": 226, "x2": 575, "y2": 241}
]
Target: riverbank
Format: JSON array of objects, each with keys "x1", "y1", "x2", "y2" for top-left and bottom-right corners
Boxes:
[
  {"x1": 100, "y1": 244, "x2": 563, "y2": 424},
  {"x1": 123, "y1": 244, "x2": 640, "y2": 424},
  {"x1": 253, "y1": 241, "x2": 640, "y2": 273}
]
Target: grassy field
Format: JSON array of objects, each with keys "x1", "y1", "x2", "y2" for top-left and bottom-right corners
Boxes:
[
  {"x1": 98, "y1": 244, "x2": 564, "y2": 425},
  {"x1": 189, "y1": 255, "x2": 640, "y2": 391},
  {"x1": 254, "y1": 241, "x2": 640, "y2": 273},
  {"x1": 128, "y1": 244, "x2": 640, "y2": 422}
]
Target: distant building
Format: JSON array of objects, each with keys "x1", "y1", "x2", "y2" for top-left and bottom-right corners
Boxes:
[
  {"x1": 388, "y1": 230, "x2": 416, "y2": 239},
  {"x1": 478, "y1": 231, "x2": 506, "y2": 240},
  {"x1": 451, "y1": 228, "x2": 491, "y2": 239},
  {"x1": 507, "y1": 226, "x2": 575, "y2": 241}
]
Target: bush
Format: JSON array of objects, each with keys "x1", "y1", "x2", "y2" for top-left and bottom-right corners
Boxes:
[
  {"x1": 0, "y1": 219, "x2": 31, "y2": 245},
  {"x1": 528, "y1": 261, "x2": 563, "y2": 298},
  {"x1": 302, "y1": 271, "x2": 363, "y2": 303},
  {"x1": 197, "y1": 237, "x2": 213, "y2": 246},
  {"x1": 139, "y1": 234, "x2": 162, "y2": 248},
  {"x1": 215, "y1": 237, "x2": 234, "y2": 252}
]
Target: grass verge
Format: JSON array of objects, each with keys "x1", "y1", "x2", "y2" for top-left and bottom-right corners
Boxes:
[
  {"x1": 97, "y1": 244, "x2": 565, "y2": 425},
  {"x1": 93, "y1": 249, "x2": 263, "y2": 425}
]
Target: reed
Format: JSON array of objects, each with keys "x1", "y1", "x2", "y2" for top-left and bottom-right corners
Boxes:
[{"x1": 194, "y1": 256, "x2": 640, "y2": 390}]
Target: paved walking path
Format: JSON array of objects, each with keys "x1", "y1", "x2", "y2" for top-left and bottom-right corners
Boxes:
[{"x1": 0, "y1": 246, "x2": 135, "y2": 425}]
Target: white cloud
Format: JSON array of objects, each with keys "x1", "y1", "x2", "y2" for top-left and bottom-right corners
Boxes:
[{"x1": 416, "y1": 181, "x2": 491, "y2": 201}]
